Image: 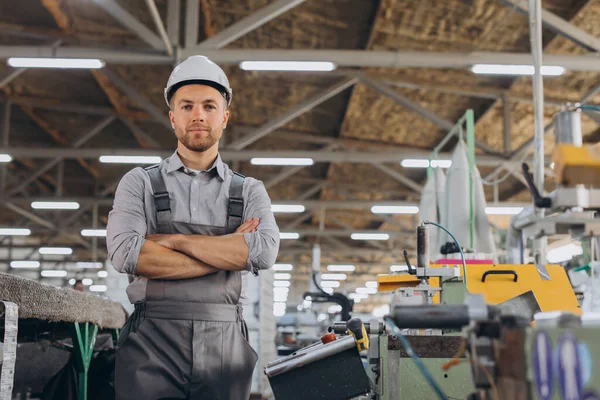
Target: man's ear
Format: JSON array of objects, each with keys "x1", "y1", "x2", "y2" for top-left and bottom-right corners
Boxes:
[
  {"x1": 222, "y1": 109, "x2": 230, "y2": 129},
  {"x1": 169, "y1": 110, "x2": 175, "y2": 129}
]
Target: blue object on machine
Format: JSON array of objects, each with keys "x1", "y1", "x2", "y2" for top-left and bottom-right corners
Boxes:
[{"x1": 383, "y1": 316, "x2": 449, "y2": 400}]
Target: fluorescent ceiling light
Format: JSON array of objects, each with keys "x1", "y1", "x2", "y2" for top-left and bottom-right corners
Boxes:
[
  {"x1": 401, "y1": 159, "x2": 451, "y2": 168},
  {"x1": 0, "y1": 154, "x2": 12, "y2": 162},
  {"x1": 0, "y1": 228, "x2": 31, "y2": 236},
  {"x1": 31, "y1": 201, "x2": 79, "y2": 210},
  {"x1": 97, "y1": 271, "x2": 108, "y2": 278},
  {"x1": 351, "y1": 233, "x2": 390, "y2": 241},
  {"x1": 371, "y1": 205, "x2": 419, "y2": 214},
  {"x1": 348, "y1": 293, "x2": 368, "y2": 300},
  {"x1": 8, "y1": 57, "x2": 105, "y2": 69},
  {"x1": 273, "y1": 287, "x2": 289, "y2": 295},
  {"x1": 274, "y1": 280, "x2": 291, "y2": 287},
  {"x1": 39, "y1": 247, "x2": 72, "y2": 255},
  {"x1": 321, "y1": 273, "x2": 347, "y2": 281},
  {"x1": 251, "y1": 158, "x2": 314, "y2": 166},
  {"x1": 327, "y1": 264, "x2": 355, "y2": 272},
  {"x1": 271, "y1": 204, "x2": 305, "y2": 213},
  {"x1": 328, "y1": 305, "x2": 342, "y2": 313},
  {"x1": 82, "y1": 278, "x2": 93, "y2": 286},
  {"x1": 320, "y1": 280, "x2": 340, "y2": 288},
  {"x1": 356, "y1": 287, "x2": 378, "y2": 295},
  {"x1": 89, "y1": 284, "x2": 107, "y2": 292},
  {"x1": 40, "y1": 270, "x2": 68, "y2": 277},
  {"x1": 273, "y1": 302, "x2": 287, "y2": 309},
  {"x1": 322, "y1": 287, "x2": 334, "y2": 294},
  {"x1": 547, "y1": 243, "x2": 583, "y2": 263},
  {"x1": 390, "y1": 264, "x2": 408, "y2": 272},
  {"x1": 76, "y1": 262, "x2": 103, "y2": 269},
  {"x1": 240, "y1": 61, "x2": 336, "y2": 71},
  {"x1": 274, "y1": 273, "x2": 292, "y2": 280},
  {"x1": 81, "y1": 229, "x2": 107, "y2": 237},
  {"x1": 430, "y1": 159, "x2": 452, "y2": 168},
  {"x1": 365, "y1": 281, "x2": 378, "y2": 288},
  {"x1": 10, "y1": 261, "x2": 40, "y2": 269},
  {"x1": 401, "y1": 159, "x2": 430, "y2": 168},
  {"x1": 470, "y1": 64, "x2": 565, "y2": 76},
  {"x1": 280, "y1": 232, "x2": 300, "y2": 240},
  {"x1": 274, "y1": 295, "x2": 288, "y2": 303},
  {"x1": 99, "y1": 155, "x2": 162, "y2": 164},
  {"x1": 485, "y1": 206, "x2": 524, "y2": 215},
  {"x1": 273, "y1": 263, "x2": 293, "y2": 271}
]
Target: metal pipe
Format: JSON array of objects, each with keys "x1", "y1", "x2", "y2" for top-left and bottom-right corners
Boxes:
[
  {"x1": 392, "y1": 305, "x2": 471, "y2": 329},
  {"x1": 553, "y1": 110, "x2": 583, "y2": 147},
  {"x1": 530, "y1": 0, "x2": 547, "y2": 264},
  {"x1": 310, "y1": 243, "x2": 320, "y2": 292},
  {"x1": 417, "y1": 224, "x2": 430, "y2": 270}
]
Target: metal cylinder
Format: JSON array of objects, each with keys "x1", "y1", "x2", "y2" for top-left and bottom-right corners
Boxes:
[
  {"x1": 393, "y1": 305, "x2": 470, "y2": 329},
  {"x1": 417, "y1": 224, "x2": 430, "y2": 269},
  {"x1": 264, "y1": 335, "x2": 357, "y2": 377},
  {"x1": 553, "y1": 110, "x2": 583, "y2": 147}
]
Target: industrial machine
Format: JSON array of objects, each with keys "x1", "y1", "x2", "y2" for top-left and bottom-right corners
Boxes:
[{"x1": 264, "y1": 294, "x2": 600, "y2": 400}]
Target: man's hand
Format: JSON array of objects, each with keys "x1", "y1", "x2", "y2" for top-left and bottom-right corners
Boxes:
[
  {"x1": 146, "y1": 234, "x2": 180, "y2": 250},
  {"x1": 235, "y1": 218, "x2": 260, "y2": 234}
]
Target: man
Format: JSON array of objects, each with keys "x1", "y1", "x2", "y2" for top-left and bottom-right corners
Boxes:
[{"x1": 106, "y1": 55, "x2": 280, "y2": 399}]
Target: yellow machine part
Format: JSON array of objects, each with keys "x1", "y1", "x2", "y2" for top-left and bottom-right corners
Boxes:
[
  {"x1": 553, "y1": 143, "x2": 600, "y2": 187},
  {"x1": 377, "y1": 264, "x2": 581, "y2": 315}
]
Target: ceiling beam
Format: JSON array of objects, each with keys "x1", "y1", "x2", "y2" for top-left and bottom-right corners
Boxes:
[
  {"x1": 499, "y1": 0, "x2": 600, "y2": 53},
  {"x1": 166, "y1": 0, "x2": 180, "y2": 47},
  {"x1": 194, "y1": 0, "x2": 306, "y2": 49},
  {"x1": 356, "y1": 73, "x2": 504, "y2": 156},
  {"x1": 227, "y1": 78, "x2": 358, "y2": 150},
  {"x1": 0, "y1": 68, "x2": 26, "y2": 90},
  {"x1": 184, "y1": 0, "x2": 199, "y2": 48},
  {"x1": 3, "y1": 203, "x2": 91, "y2": 249},
  {"x1": 369, "y1": 163, "x2": 423, "y2": 193},
  {"x1": 89, "y1": 0, "x2": 166, "y2": 51},
  {"x1": 6, "y1": 116, "x2": 116, "y2": 196},
  {"x1": 101, "y1": 69, "x2": 171, "y2": 131},
  {"x1": 0, "y1": 147, "x2": 545, "y2": 168},
  {"x1": 3, "y1": 47, "x2": 600, "y2": 71},
  {"x1": 145, "y1": 0, "x2": 173, "y2": 56}
]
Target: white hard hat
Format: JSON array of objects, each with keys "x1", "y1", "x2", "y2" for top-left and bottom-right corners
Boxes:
[{"x1": 164, "y1": 55, "x2": 232, "y2": 107}]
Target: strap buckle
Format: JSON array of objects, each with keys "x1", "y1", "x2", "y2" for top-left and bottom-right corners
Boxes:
[
  {"x1": 228, "y1": 197, "x2": 243, "y2": 218},
  {"x1": 154, "y1": 192, "x2": 170, "y2": 212}
]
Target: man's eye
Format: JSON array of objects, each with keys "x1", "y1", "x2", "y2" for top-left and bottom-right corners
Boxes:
[
  {"x1": 206, "y1": 105, "x2": 216, "y2": 110},
  {"x1": 182, "y1": 105, "x2": 192, "y2": 110}
]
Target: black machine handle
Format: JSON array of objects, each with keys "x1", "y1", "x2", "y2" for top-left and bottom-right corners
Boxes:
[
  {"x1": 522, "y1": 163, "x2": 552, "y2": 208},
  {"x1": 481, "y1": 270, "x2": 518, "y2": 283},
  {"x1": 403, "y1": 249, "x2": 417, "y2": 275}
]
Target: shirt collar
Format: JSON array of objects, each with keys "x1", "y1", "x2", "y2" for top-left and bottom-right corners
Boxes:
[{"x1": 166, "y1": 151, "x2": 225, "y2": 181}]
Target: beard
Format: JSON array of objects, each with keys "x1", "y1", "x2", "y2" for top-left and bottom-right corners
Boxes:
[{"x1": 175, "y1": 124, "x2": 220, "y2": 152}]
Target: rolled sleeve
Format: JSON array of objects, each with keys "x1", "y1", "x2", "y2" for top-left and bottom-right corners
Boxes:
[
  {"x1": 242, "y1": 179, "x2": 280, "y2": 275},
  {"x1": 106, "y1": 168, "x2": 148, "y2": 275}
]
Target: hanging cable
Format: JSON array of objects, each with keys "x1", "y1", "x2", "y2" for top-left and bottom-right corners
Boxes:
[
  {"x1": 425, "y1": 221, "x2": 468, "y2": 287},
  {"x1": 384, "y1": 316, "x2": 449, "y2": 400}
]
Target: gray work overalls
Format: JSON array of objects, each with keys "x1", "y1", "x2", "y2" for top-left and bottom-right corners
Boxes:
[{"x1": 115, "y1": 165, "x2": 258, "y2": 400}]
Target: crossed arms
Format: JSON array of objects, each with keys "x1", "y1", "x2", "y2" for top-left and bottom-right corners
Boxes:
[{"x1": 106, "y1": 168, "x2": 280, "y2": 280}]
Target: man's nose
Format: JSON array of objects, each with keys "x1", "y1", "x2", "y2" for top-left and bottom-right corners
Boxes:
[{"x1": 191, "y1": 106, "x2": 205, "y2": 122}]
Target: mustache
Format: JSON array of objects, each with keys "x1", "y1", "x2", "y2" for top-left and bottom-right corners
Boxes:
[{"x1": 186, "y1": 125, "x2": 210, "y2": 131}]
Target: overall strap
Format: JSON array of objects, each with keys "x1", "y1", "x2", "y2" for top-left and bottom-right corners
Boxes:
[
  {"x1": 227, "y1": 172, "x2": 245, "y2": 229},
  {"x1": 144, "y1": 164, "x2": 171, "y2": 232}
]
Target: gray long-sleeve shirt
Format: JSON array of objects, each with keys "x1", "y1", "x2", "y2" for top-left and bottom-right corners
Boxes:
[{"x1": 106, "y1": 151, "x2": 280, "y2": 304}]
